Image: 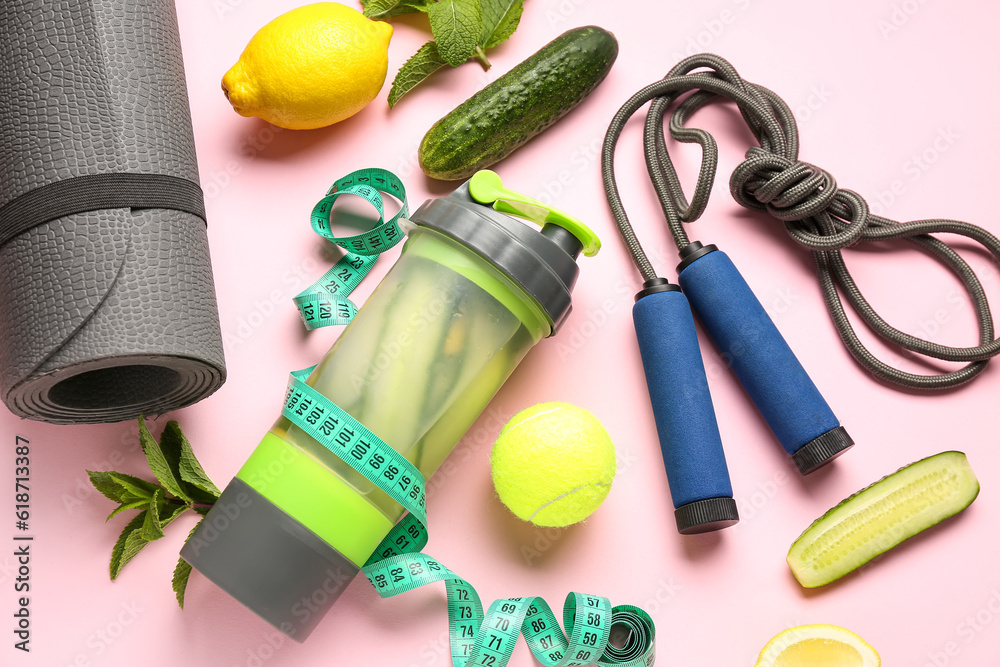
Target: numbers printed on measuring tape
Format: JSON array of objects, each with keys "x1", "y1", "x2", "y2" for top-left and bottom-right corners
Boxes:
[
  {"x1": 283, "y1": 367, "x2": 654, "y2": 665},
  {"x1": 283, "y1": 170, "x2": 656, "y2": 667},
  {"x1": 282, "y1": 371, "x2": 427, "y2": 526},
  {"x1": 295, "y1": 167, "x2": 408, "y2": 330}
]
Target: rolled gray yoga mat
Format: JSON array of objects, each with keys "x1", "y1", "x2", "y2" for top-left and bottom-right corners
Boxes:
[{"x1": 0, "y1": 0, "x2": 226, "y2": 423}]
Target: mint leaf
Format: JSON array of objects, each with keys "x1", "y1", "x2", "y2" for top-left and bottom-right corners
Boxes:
[
  {"x1": 89, "y1": 469, "x2": 159, "y2": 504},
  {"x1": 141, "y1": 489, "x2": 166, "y2": 541},
  {"x1": 173, "y1": 522, "x2": 201, "y2": 609},
  {"x1": 161, "y1": 501, "x2": 188, "y2": 528},
  {"x1": 106, "y1": 499, "x2": 149, "y2": 522},
  {"x1": 479, "y1": 0, "x2": 523, "y2": 49},
  {"x1": 116, "y1": 530, "x2": 150, "y2": 579},
  {"x1": 172, "y1": 556, "x2": 193, "y2": 609},
  {"x1": 106, "y1": 471, "x2": 159, "y2": 501},
  {"x1": 389, "y1": 41, "x2": 449, "y2": 107},
  {"x1": 139, "y1": 417, "x2": 190, "y2": 502},
  {"x1": 428, "y1": 0, "x2": 482, "y2": 67},
  {"x1": 165, "y1": 422, "x2": 221, "y2": 501},
  {"x1": 88, "y1": 470, "x2": 137, "y2": 503},
  {"x1": 110, "y1": 512, "x2": 148, "y2": 579},
  {"x1": 363, "y1": 0, "x2": 431, "y2": 19}
]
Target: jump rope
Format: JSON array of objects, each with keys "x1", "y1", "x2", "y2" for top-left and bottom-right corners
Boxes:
[{"x1": 602, "y1": 53, "x2": 1000, "y2": 533}]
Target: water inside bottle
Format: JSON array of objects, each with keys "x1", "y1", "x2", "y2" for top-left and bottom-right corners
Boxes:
[{"x1": 274, "y1": 251, "x2": 534, "y2": 523}]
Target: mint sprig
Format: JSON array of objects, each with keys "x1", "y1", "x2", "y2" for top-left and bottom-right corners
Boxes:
[
  {"x1": 362, "y1": 0, "x2": 525, "y2": 107},
  {"x1": 88, "y1": 417, "x2": 220, "y2": 608},
  {"x1": 387, "y1": 41, "x2": 449, "y2": 107}
]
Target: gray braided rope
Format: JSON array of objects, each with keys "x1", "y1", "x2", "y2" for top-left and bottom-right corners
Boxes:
[{"x1": 601, "y1": 53, "x2": 1000, "y2": 390}]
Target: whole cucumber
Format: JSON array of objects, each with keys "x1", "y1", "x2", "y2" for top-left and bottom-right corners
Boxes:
[{"x1": 418, "y1": 26, "x2": 619, "y2": 181}]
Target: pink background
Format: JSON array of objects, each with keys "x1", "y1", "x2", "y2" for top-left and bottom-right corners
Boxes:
[{"x1": 3, "y1": 0, "x2": 1000, "y2": 664}]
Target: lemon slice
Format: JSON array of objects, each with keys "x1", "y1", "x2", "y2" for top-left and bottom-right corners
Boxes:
[{"x1": 754, "y1": 625, "x2": 880, "y2": 667}]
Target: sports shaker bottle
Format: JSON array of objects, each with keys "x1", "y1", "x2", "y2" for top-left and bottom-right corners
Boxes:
[{"x1": 181, "y1": 171, "x2": 600, "y2": 640}]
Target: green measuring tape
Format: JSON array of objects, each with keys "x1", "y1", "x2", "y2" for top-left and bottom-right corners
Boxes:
[
  {"x1": 293, "y1": 167, "x2": 408, "y2": 330},
  {"x1": 287, "y1": 169, "x2": 657, "y2": 667}
]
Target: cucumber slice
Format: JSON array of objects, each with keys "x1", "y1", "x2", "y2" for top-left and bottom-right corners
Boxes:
[{"x1": 787, "y1": 451, "x2": 980, "y2": 588}]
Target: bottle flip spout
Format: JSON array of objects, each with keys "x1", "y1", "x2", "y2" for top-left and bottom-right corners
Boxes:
[{"x1": 468, "y1": 169, "x2": 601, "y2": 257}]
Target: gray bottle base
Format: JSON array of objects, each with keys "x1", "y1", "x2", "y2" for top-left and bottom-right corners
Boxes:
[{"x1": 180, "y1": 477, "x2": 361, "y2": 642}]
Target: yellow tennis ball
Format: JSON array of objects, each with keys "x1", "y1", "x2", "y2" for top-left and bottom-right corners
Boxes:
[{"x1": 490, "y1": 402, "x2": 616, "y2": 527}]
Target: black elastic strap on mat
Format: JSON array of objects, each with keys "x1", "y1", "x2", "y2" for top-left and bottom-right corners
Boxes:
[{"x1": 0, "y1": 172, "x2": 206, "y2": 247}]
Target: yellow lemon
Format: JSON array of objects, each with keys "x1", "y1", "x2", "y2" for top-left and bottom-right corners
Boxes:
[
  {"x1": 754, "y1": 625, "x2": 880, "y2": 667},
  {"x1": 222, "y1": 3, "x2": 392, "y2": 130}
]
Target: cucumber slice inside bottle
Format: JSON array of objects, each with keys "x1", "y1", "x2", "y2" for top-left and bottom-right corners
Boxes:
[{"x1": 787, "y1": 451, "x2": 980, "y2": 588}]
